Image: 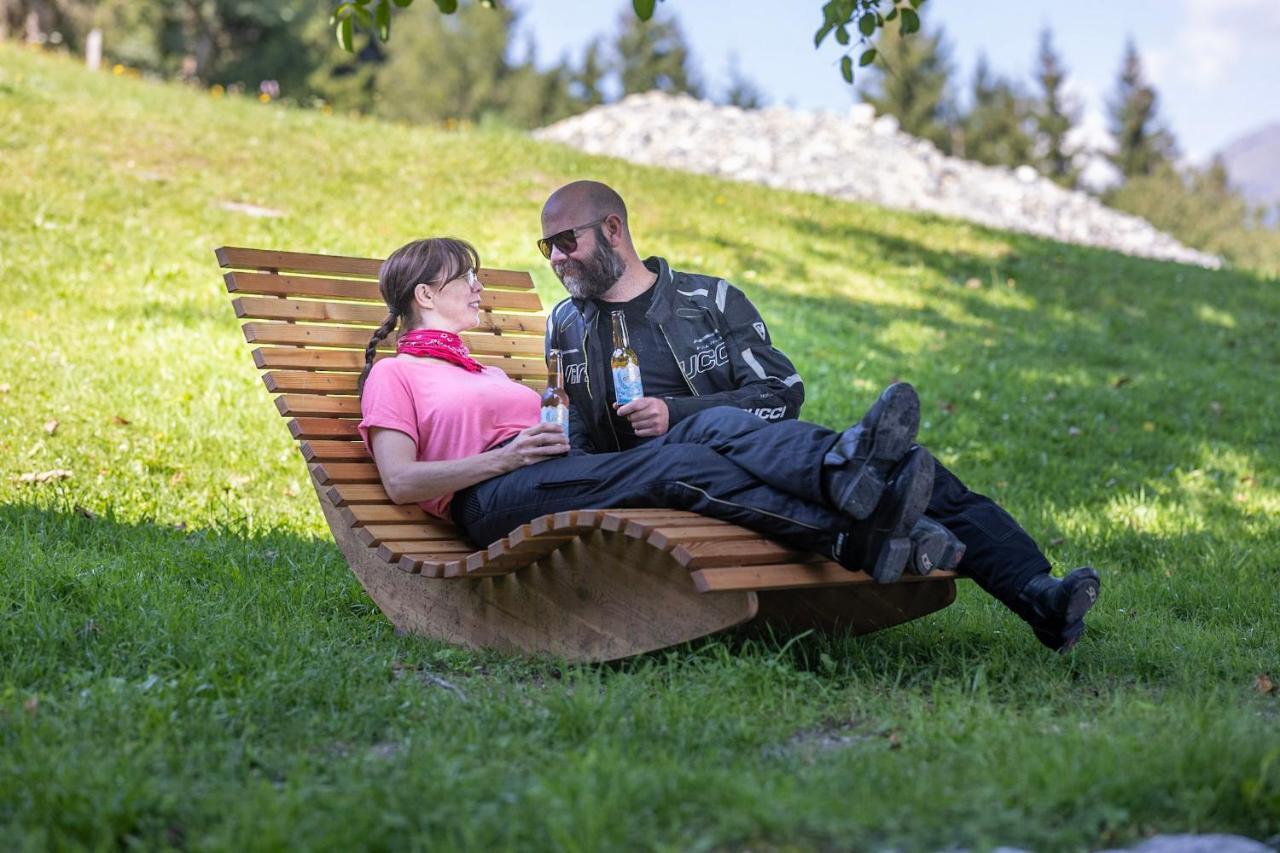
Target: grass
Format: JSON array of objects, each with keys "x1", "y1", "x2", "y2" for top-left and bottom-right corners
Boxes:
[{"x1": 1, "y1": 44, "x2": 1279, "y2": 851}]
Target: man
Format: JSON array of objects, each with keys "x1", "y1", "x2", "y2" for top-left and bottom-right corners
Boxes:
[{"x1": 539, "y1": 180, "x2": 1100, "y2": 652}]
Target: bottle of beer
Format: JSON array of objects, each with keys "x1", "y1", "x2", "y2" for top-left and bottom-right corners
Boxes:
[
  {"x1": 610, "y1": 310, "x2": 644, "y2": 407},
  {"x1": 540, "y1": 348, "x2": 570, "y2": 441}
]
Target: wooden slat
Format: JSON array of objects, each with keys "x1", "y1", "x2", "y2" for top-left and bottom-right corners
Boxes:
[
  {"x1": 691, "y1": 562, "x2": 870, "y2": 592},
  {"x1": 327, "y1": 483, "x2": 392, "y2": 506},
  {"x1": 265, "y1": 371, "x2": 362, "y2": 395},
  {"x1": 217, "y1": 247, "x2": 383, "y2": 278},
  {"x1": 670, "y1": 539, "x2": 821, "y2": 570},
  {"x1": 242, "y1": 322, "x2": 544, "y2": 356},
  {"x1": 338, "y1": 504, "x2": 429, "y2": 524},
  {"x1": 289, "y1": 418, "x2": 360, "y2": 441},
  {"x1": 253, "y1": 347, "x2": 546, "y2": 378},
  {"x1": 310, "y1": 462, "x2": 380, "y2": 485},
  {"x1": 276, "y1": 394, "x2": 360, "y2": 417},
  {"x1": 301, "y1": 440, "x2": 370, "y2": 462},
  {"x1": 224, "y1": 268, "x2": 539, "y2": 304},
  {"x1": 357, "y1": 524, "x2": 466, "y2": 543},
  {"x1": 646, "y1": 525, "x2": 763, "y2": 549},
  {"x1": 378, "y1": 541, "x2": 476, "y2": 563},
  {"x1": 233, "y1": 296, "x2": 546, "y2": 334}
]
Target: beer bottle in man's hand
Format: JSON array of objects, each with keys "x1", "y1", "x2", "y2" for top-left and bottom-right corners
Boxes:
[
  {"x1": 610, "y1": 310, "x2": 644, "y2": 407},
  {"x1": 540, "y1": 348, "x2": 570, "y2": 441}
]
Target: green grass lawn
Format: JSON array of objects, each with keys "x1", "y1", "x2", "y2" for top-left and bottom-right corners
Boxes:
[{"x1": 2, "y1": 45, "x2": 1278, "y2": 851}]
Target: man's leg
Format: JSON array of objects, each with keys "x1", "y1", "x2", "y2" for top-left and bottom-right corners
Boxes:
[{"x1": 926, "y1": 459, "x2": 1100, "y2": 650}]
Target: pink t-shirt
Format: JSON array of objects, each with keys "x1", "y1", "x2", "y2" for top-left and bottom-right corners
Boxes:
[{"x1": 358, "y1": 355, "x2": 541, "y2": 519}]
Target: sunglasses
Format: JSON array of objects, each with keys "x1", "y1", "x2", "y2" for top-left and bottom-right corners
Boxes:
[{"x1": 537, "y1": 217, "x2": 607, "y2": 259}]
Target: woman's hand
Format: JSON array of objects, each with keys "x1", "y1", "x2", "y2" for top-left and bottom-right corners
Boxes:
[{"x1": 503, "y1": 422, "x2": 570, "y2": 469}]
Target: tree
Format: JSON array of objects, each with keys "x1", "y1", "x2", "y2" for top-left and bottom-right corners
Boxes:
[
  {"x1": 326, "y1": 0, "x2": 931, "y2": 88},
  {"x1": 722, "y1": 53, "x2": 765, "y2": 109},
  {"x1": 613, "y1": 9, "x2": 701, "y2": 98},
  {"x1": 860, "y1": 23, "x2": 955, "y2": 153},
  {"x1": 566, "y1": 38, "x2": 607, "y2": 108},
  {"x1": 1031, "y1": 27, "x2": 1079, "y2": 187},
  {"x1": 1106, "y1": 38, "x2": 1176, "y2": 179},
  {"x1": 959, "y1": 54, "x2": 1034, "y2": 168}
]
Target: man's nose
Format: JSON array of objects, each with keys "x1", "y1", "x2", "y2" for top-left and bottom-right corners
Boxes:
[{"x1": 549, "y1": 243, "x2": 568, "y2": 262}]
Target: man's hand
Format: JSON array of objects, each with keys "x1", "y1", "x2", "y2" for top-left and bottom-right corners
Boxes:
[
  {"x1": 503, "y1": 422, "x2": 570, "y2": 468},
  {"x1": 616, "y1": 397, "x2": 670, "y2": 437}
]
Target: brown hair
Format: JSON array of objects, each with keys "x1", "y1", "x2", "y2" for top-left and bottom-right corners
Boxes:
[{"x1": 356, "y1": 237, "x2": 481, "y2": 395}]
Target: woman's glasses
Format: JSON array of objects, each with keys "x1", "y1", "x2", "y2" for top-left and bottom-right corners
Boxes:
[{"x1": 537, "y1": 217, "x2": 607, "y2": 259}]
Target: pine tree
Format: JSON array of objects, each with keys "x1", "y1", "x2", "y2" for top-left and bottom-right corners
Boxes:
[
  {"x1": 613, "y1": 10, "x2": 701, "y2": 98},
  {"x1": 1107, "y1": 38, "x2": 1176, "y2": 179},
  {"x1": 567, "y1": 39, "x2": 607, "y2": 108},
  {"x1": 1032, "y1": 28, "x2": 1079, "y2": 187},
  {"x1": 960, "y1": 54, "x2": 1035, "y2": 168},
  {"x1": 861, "y1": 24, "x2": 956, "y2": 153},
  {"x1": 722, "y1": 53, "x2": 765, "y2": 109}
]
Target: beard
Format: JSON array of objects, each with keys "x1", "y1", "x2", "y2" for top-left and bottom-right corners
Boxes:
[{"x1": 552, "y1": 231, "x2": 626, "y2": 300}]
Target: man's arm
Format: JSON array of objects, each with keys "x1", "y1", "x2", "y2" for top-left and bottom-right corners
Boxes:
[{"x1": 664, "y1": 281, "x2": 805, "y2": 424}]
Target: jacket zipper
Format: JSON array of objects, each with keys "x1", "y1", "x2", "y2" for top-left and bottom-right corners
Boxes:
[
  {"x1": 658, "y1": 321, "x2": 700, "y2": 397},
  {"x1": 583, "y1": 313, "x2": 623, "y2": 451}
]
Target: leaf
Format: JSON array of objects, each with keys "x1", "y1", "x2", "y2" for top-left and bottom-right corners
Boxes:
[
  {"x1": 44, "y1": 419, "x2": 59, "y2": 435},
  {"x1": 392, "y1": 0, "x2": 413, "y2": 6},
  {"x1": 858, "y1": 12, "x2": 876, "y2": 36},
  {"x1": 840, "y1": 55, "x2": 854, "y2": 84},
  {"x1": 75, "y1": 505, "x2": 98, "y2": 520},
  {"x1": 112, "y1": 414, "x2": 130, "y2": 425},
  {"x1": 884, "y1": 6, "x2": 898, "y2": 21},
  {"x1": 632, "y1": 0, "x2": 656, "y2": 20},
  {"x1": 375, "y1": 0, "x2": 390, "y2": 40},
  {"x1": 1256, "y1": 674, "x2": 1276, "y2": 695},
  {"x1": 859, "y1": 47, "x2": 877, "y2": 66},
  {"x1": 23, "y1": 695, "x2": 38, "y2": 716},
  {"x1": 16, "y1": 469, "x2": 73, "y2": 483},
  {"x1": 337, "y1": 15, "x2": 354, "y2": 51},
  {"x1": 910, "y1": 0, "x2": 924, "y2": 7},
  {"x1": 353, "y1": 5, "x2": 373, "y2": 26},
  {"x1": 432, "y1": 0, "x2": 458, "y2": 11},
  {"x1": 835, "y1": 25, "x2": 850, "y2": 45},
  {"x1": 900, "y1": 7, "x2": 920, "y2": 34},
  {"x1": 814, "y1": 22, "x2": 835, "y2": 48}
]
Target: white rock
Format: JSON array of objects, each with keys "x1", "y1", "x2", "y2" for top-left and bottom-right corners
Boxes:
[{"x1": 532, "y1": 93, "x2": 1220, "y2": 268}]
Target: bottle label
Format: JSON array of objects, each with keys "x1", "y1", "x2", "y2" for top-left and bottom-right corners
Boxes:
[
  {"x1": 540, "y1": 403, "x2": 569, "y2": 439},
  {"x1": 612, "y1": 363, "x2": 644, "y2": 407}
]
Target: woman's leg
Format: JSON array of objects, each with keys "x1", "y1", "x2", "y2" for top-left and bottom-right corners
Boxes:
[{"x1": 454, "y1": 443, "x2": 849, "y2": 559}]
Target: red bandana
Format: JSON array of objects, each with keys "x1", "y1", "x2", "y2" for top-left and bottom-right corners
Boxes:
[{"x1": 396, "y1": 329, "x2": 484, "y2": 373}]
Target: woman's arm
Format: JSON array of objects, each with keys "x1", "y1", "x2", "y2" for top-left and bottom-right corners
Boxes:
[{"x1": 369, "y1": 423, "x2": 569, "y2": 505}]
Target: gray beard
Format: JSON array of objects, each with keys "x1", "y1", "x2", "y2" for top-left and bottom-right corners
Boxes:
[{"x1": 555, "y1": 237, "x2": 626, "y2": 301}]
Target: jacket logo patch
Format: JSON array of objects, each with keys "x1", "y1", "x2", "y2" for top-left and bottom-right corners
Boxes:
[
  {"x1": 753, "y1": 321, "x2": 767, "y2": 340},
  {"x1": 680, "y1": 343, "x2": 729, "y2": 378},
  {"x1": 564, "y1": 361, "x2": 588, "y2": 385},
  {"x1": 748, "y1": 406, "x2": 787, "y2": 420}
]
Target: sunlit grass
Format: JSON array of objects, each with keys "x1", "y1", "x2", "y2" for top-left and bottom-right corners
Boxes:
[{"x1": 1, "y1": 44, "x2": 1278, "y2": 850}]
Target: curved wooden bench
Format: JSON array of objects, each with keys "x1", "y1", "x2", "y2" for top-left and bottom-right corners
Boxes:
[{"x1": 218, "y1": 246, "x2": 959, "y2": 662}]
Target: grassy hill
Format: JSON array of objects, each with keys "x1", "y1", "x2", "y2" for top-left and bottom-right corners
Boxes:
[{"x1": 1, "y1": 44, "x2": 1278, "y2": 850}]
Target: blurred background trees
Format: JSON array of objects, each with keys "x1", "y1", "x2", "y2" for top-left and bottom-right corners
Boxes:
[{"x1": 4, "y1": 0, "x2": 1277, "y2": 273}]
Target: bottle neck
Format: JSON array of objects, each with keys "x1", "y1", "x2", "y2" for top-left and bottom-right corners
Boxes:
[
  {"x1": 611, "y1": 310, "x2": 631, "y2": 350},
  {"x1": 546, "y1": 351, "x2": 563, "y2": 390}
]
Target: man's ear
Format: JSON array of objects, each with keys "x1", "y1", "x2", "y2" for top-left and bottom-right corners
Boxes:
[{"x1": 604, "y1": 213, "x2": 625, "y2": 246}]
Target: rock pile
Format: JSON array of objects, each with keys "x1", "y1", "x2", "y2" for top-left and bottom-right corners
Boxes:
[{"x1": 535, "y1": 93, "x2": 1220, "y2": 269}]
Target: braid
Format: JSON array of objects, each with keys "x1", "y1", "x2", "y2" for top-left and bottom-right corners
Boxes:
[{"x1": 357, "y1": 311, "x2": 399, "y2": 397}]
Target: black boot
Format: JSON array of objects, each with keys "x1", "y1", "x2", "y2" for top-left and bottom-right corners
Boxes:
[
  {"x1": 1014, "y1": 567, "x2": 1101, "y2": 651},
  {"x1": 906, "y1": 516, "x2": 966, "y2": 575},
  {"x1": 822, "y1": 382, "x2": 921, "y2": 520},
  {"x1": 835, "y1": 445, "x2": 935, "y2": 584}
]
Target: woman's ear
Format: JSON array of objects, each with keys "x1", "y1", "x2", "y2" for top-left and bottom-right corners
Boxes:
[{"x1": 414, "y1": 282, "x2": 433, "y2": 311}]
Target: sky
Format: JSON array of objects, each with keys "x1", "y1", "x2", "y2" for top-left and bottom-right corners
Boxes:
[{"x1": 518, "y1": 0, "x2": 1280, "y2": 164}]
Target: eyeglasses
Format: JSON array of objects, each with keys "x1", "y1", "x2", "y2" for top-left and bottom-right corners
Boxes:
[
  {"x1": 421, "y1": 268, "x2": 479, "y2": 293},
  {"x1": 537, "y1": 217, "x2": 607, "y2": 259}
]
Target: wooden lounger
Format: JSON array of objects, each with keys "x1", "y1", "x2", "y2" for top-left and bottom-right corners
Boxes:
[{"x1": 218, "y1": 246, "x2": 959, "y2": 662}]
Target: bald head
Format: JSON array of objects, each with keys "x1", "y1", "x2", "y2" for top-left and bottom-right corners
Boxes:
[{"x1": 541, "y1": 180, "x2": 630, "y2": 239}]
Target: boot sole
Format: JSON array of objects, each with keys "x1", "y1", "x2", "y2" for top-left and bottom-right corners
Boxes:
[
  {"x1": 833, "y1": 384, "x2": 921, "y2": 520},
  {"x1": 908, "y1": 522, "x2": 966, "y2": 576},
  {"x1": 867, "y1": 448, "x2": 935, "y2": 584},
  {"x1": 1038, "y1": 568, "x2": 1101, "y2": 652}
]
